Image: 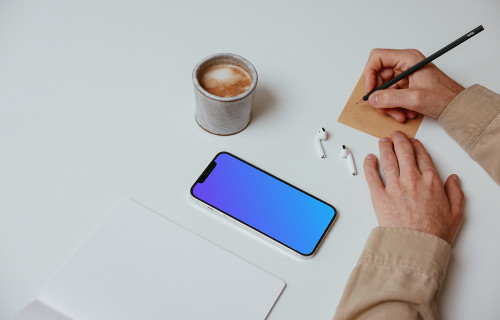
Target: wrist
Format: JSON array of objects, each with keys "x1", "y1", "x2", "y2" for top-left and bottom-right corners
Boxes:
[{"x1": 435, "y1": 82, "x2": 465, "y2": 118}]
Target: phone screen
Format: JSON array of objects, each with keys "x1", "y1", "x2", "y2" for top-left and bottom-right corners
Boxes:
[{"x1": 190, "y1": 152, "x2": 336, "y2": 256}]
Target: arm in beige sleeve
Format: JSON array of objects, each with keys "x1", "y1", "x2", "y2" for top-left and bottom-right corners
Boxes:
[
  {"x1": 334, "y1": 227, "x2": 451, "y2": 320},
  {"x1": 438, "y1": 84, "x2": 500, "y2": 184}
]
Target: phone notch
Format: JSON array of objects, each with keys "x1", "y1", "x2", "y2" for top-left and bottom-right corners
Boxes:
[{"x1": 197, "y1": 161, "x2": 217, "y2": 184}]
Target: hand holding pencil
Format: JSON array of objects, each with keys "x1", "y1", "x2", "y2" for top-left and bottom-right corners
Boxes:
[
  {"x1": 362, "y1": 48, "x2": 465, "y2": 122},
  {"x1": 360, "y1": 25, "x2": 483, "y2": 123}
]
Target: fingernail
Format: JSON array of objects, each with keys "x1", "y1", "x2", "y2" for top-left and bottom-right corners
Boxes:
[
  {"x1": 366, "y1": 153, "x2": 375, "y2": 160},
  {"x1": 369, "y1": 94, "x2": 378, "y2": 106},
  {"x1": 380, "y1": 137, "x2": 390, "y2": 142},
  {"x1": 453, "y1": 174, "x2": 460, "y2": 184}
]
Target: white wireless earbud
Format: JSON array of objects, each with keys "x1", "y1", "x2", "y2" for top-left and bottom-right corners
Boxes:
[
  {"x1": 338, "y1": 145, "x2": 357, "y2": 176},
  {"x1": 315, "y1": 128, "x2": 327, "y2": 159}
]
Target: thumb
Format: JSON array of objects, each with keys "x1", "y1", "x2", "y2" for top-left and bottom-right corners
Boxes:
[
  {"x1": 444, "y1": 174, "x2": 465, "y2": 222},
  {"x1": 369, "y1": 88, "x2": 425, "y2": 113}
]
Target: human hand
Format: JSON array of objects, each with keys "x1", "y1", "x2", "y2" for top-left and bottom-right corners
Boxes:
[
  {"x1": 364, "y1": 131, "x2": 464, "y2": 244},
  {"x1": 363, "y1": 49, "x2": 465, "y2": 123}
]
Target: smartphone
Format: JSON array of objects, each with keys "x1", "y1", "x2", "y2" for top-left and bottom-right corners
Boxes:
[{"x1": 190, "y1": 152, "x2": 337, "y2": 257}]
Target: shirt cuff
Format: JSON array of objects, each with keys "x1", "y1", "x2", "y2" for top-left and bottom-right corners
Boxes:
[
  {"x1": 358, "y1": 227, "x2": 452, "y2": 285},
  {"x1": 438, "y1": 84, "x2": 500, "y2": 150}
]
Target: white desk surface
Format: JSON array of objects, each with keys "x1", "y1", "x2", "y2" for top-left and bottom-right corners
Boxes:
[{"x1": 1, "y1": 0, "x2": 499, "y2": 319}]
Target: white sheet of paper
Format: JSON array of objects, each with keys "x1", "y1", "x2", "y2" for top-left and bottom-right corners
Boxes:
[{"x1": 17, "y1": 199, "x2": 285, "y2": 320}]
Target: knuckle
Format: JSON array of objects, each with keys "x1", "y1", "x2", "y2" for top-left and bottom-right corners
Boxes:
[
  {"x1": 370, "y1": 48, "x2": 381, "y2": 56},
  {"x1": 410, "y1": 90, "x2": 425, "y2": 106},
  {"x1": 381, "y1": 153, "x2": 395, "y2": 165},
  {"x1": 381, "y1": 162, "x2": 397, "y2": 175},
  {"x1": 416, "y1": 142, "x2": 432, "y2": 160},
  {"x1": 413, "y1": 138, "x2": 426, "y2": 149},
  {"x1": 420, "y1": 166, "x2": 437, "y2": 176},
  {"x1": 385, "y1": 92, "x2": 395, "y2": 105},
  {"x1": 422, "y1": 170, "x2": 434, "y2": 181},
  {"x1": 381, "y1": 163, "x2": 393, "y2": 173},
  {"x1": 405, "y1": 171, "x2": 419, "y2": 185},
  {"x1": 391, "y1": 130, "x2": 403, "y2": 138},
  {"x1": 380, "y1": 91, "x2": 395, "y2": 107},
  {"x1": 424, "y1": 153, "x2": 435, "y2": 168},
  {"x1": 407, "y1": 49, "x2": 425, "y2": 59},
  {"x1": 399, "y1": 142, "x2": 414, "y2": 154},
  {"x1": 454, "y1": 207, "x2": 464, "y2": 220},
  {"x1": 421, "y1": 154, "x2": 436, "y2": 172},
  {"x1": 407, "y1": 48, "x2": 419, "y2": 55},
  {"x1": 391, "y1": 132, "x2": 410, "y2": 146},
  {"x1": 423, "y1": 171, "x2": 440, "y2": 186}
]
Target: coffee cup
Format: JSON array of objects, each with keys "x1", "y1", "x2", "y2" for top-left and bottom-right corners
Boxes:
[{"x1": 192, "y1": 53, "x2": 258, "y2": 135}]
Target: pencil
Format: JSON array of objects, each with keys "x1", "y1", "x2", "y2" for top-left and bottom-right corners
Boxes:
[{"x1": 356, "y1": 25, "x2": 484, "y2": 104}]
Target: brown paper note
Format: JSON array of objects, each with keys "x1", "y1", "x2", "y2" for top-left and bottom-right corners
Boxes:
[{"x1": 337, "y1": 76, "x2": 423, "y2": 138}]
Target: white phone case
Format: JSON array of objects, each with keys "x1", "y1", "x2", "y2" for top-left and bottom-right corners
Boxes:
[{"x1": 189, "y1": 194, "x2": 335, "y2": 259}]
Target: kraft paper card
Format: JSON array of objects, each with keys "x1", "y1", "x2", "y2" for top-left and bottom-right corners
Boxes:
[{"x1": 337, "y1": 76, "x2": 424, "y2": 138}]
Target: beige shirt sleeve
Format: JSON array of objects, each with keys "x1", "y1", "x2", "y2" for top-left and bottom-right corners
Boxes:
[
  {"x1": 334, "y1": 227, "x2": 451, "y2": 320},
  {"x1": 438, "y1": 84, "x2": 500, "y2": 184},
  {"x1": 334, "y1": 85, "x2": 499, "y2": 319}
]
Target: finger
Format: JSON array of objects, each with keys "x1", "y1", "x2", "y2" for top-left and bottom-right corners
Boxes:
[
  {"x1": 363, "y1": 49, "x2": 402, "y2": 92},
  {"x1": 395, "y1": 77, "x2": 409, "y2": 89},
  {"x1": 410, "y1": 138, "x2": 437, "y2": 174},
  {"x1": 372, "y1": 106, "x2": 416, "y2": 123},
  {"x1": 444, "y1": 174, "x2": 465, "y2": 244},
  {"x1": 364, "y1": 154, "x2": 385, "y2": 195},
  {"x1": 364, "y1": 154, "x2": 388, "y2": 228},
  {"x1": 405, "y1": 110, "x2": 417, "y2": 119},
  {"x1": 390, "y1": 131, "x2": 419, "y2": 176},
  {"x1": 385, "y1": 108, "x2": 407, "y2": 123},
  {"x1": 370, "y1": 72, "x2": 409, "y2": 95},
  {"x1": 445, "y1": 175, "x2": 465, "y2": 216},
  {"x1": 379, "y1": 68, "x2": 396, "y2": 85},
  {"x1": 377, "y1": 108, "x2": 405, "y2": 122},
  {"x1": 368, "y1": 88, "x2": 427, "y2": 114},
  {"x1": 363, "y1": 49, "x2": 422, "y2": 92},
  {"x1": 378, "y1": 137, "x2": 399, "y2": 183}
]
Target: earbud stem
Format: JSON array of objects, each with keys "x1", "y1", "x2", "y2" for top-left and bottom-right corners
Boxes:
[
  {"x1": 316, "y1": 140, "x2": 326, "y2": 159},
  {"x1": 347, "y1": 153, "x2": 357, "y2": 176}
]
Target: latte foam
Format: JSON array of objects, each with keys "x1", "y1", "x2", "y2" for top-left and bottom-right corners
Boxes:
[{"x1": 200, "y1": 64, "x2": 253, "y2": 97}]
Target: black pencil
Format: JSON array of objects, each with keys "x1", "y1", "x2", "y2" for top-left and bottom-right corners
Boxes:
[{"x1": 357, "y1": 25, "x2": 484, "y2": 104}]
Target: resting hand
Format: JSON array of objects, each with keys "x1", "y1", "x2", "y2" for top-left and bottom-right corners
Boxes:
[{"x1": 364, "y1": 131, "x2": 464, "y2": 244}]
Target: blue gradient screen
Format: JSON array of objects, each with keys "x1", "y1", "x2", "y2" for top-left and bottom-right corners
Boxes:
[{"x1": 191, "y1": 152, "x2": 336, "y2": 255}]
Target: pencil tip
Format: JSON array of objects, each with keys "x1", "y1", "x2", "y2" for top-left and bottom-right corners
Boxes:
[{"x1": 355, "y1": 99, "x2": 365, "y2": 104}]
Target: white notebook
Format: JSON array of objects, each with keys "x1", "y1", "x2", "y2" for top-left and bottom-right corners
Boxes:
[{"x1": 17, "y1": 199, "x2": 285, "y2": 320}]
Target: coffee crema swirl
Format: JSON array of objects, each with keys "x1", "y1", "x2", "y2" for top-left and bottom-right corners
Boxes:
[{"x1": 200, "y1": 64, "x2": 253, "y2": 98}]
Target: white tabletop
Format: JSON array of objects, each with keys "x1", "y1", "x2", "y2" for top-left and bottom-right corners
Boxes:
[{"x1": 1, "y1": 0, "x2": 499, "y2": 319}]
